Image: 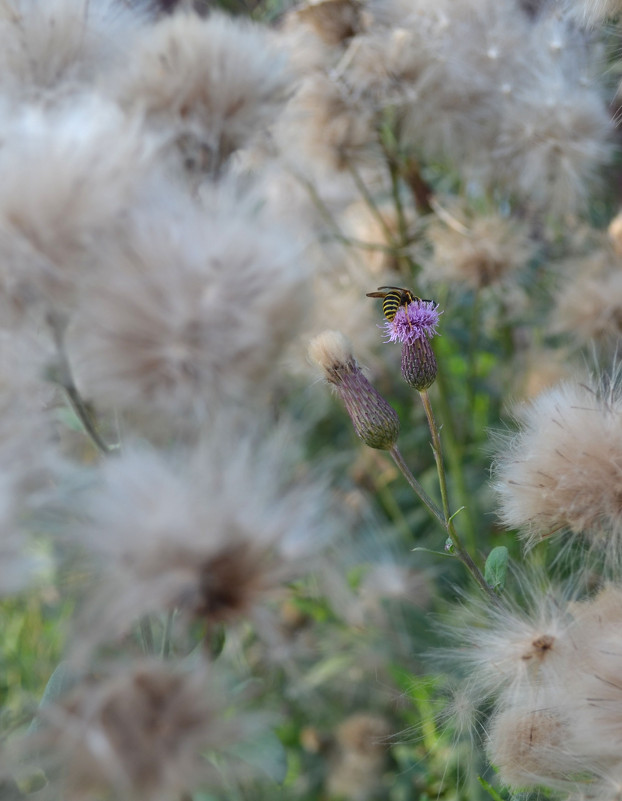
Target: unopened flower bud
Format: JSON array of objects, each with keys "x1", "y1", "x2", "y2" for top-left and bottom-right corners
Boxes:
[
  {"x1": 309, "y1": 331, "x2": 399, "y2": 450},
  {"x1": 401, "y1": 337, "x2": 438, "y2": 390}
]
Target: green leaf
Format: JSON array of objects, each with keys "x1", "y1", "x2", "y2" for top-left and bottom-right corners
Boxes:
[
  {"x1": 484, "y1": 546, "x2": 509, "y2": 593},
  {"x1": 478, "y1": 775, "x2": 506, "y2": 801},
  {"x1": 28, "y1": 661, "x2": 79, "y2": 734},
  {"x1": 411, "y1": 546, "x2": 454, "y2": 559},
  {"x1": 231, "y1": 729, "x2": 288, "y2": 784},
  {"x1": 54, "y1": 406, "x2": 86, "y2": 433}
]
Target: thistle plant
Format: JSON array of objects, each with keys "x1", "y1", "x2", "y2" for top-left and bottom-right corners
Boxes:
[{"x1": 4, "y1": 1, "x2": 622, "y2": 800}]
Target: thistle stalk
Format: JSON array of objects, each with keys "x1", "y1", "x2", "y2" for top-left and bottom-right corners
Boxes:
[
  {"x1": 419, "y1": 389, "x2": 495, "y2": 600},
  {"x1": 376, "y1": 298, "x2": 496, "y2": 600}
]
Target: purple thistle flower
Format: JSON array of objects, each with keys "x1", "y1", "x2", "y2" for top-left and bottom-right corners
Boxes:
[{"x1": 383, "y1": 300, "x2": 441, "y2": 345}]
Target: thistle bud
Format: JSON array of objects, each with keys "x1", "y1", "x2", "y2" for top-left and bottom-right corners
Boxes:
[
  {"x1": 382, "y1": 299, "x2": 441, "y2": 391},
  {"x1": 401, "y1": 337, "x2": 438, "y2": 391},
  {"x1": 309, "y1": 331, "x2": 399, "y2": 450}
]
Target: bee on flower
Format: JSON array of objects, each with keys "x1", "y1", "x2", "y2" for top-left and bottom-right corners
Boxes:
[{"x1": 367, "y1": 286, "x2": 441, "y2": 391}]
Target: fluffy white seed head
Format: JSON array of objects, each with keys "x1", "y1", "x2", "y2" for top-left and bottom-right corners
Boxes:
[
  {"x1": 493, "y1": 375, "x2": 622, "y2": 560},
  {"x1": 66, "y1": 185, "x2": 309, "y2": 424},
  {"x1": 11, "y1": 660, "x2": 231, "y2": 801},
  {"x1": 327, "y1": 713, "x2": 392, "y2": 801},
  {"x1": 0, "y1": 0, "x2": 150, "y2": 99},
  {"x1": 552, "y1": 249, "x2": 622, "y2": 348},
  {"x1": 0, "y1": 98, "x2": 153, "y2": 321},
  {"x1": 441, "y1": 579, "x2": 578, "y2": 710},
  {"x1": 278, "y1": 73, "x2": 377, "y2": 171},
  {"x1": 494, "y1": 77, "x2": 612, "y2": 216},
  {"x1": 566, "y1": 0, "x2": 622, "y2": 24},
  {"x1": 116, "y1": 12, "x2": 290, "y2": 174},
  {"x1": 477, "y1": 585, "x2": 622, "y2": 792},
  {"x1": 66, "y1": 423, "x2": 334, "y2": 658},
  {"x1": 424, "y1": 203, "x2": 534, "y2": 292},
  {"x1": 308, "y1": 329, "x2": 354, "y2": 373},
  {"x1": 487, "y1": 704, "x2": 579, "y2": 789}
]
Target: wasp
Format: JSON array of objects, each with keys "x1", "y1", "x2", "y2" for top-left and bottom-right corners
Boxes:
[{"x1": 366, "y1": 286, "x2": 429, "y2": 321}]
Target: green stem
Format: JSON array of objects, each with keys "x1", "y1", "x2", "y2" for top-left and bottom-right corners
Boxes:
[
  {"x1": 318, "y1": 234, "x2": 405, "y2": 256},
  {"x1": 48, "y1": 315, "x2": 115, "y2": 456},
  {"x1": 161, "y1": 610, "x2": 175, "y2": 659},
  {"x1": 139, "y1": 617, "x2": 155, "y2": 654},
  {"x1": 418, "y1": 390, "x2": 495, "y2": 601},
  {"x1": 402, "y1": 156, "x2": 433, "y2": 215},
  {"x1": 432, "y1": 359, "x2": 479, "y2": 552},
  {"x1": 297, "y1": 173, "x2": 409, "y2": 258},
  {"x1": 419, "y1": 390, "x2": 451, "y2": 521},
  {"x1": 62, "y1": 381, "x2": 115, "y2": 456},
  {"x1": 346, "y1": 162, "x2": 397, "y2": 246},
  {"x1": 466, "y1": 288, "x2": 482, "y2": 410},
  {"x1": 387, "y1": 157, "x2": 408, "y2": 247},
  {"x1": 389, "y1": 446, "x2": 446, "y2": 529},
  {"x1": 385, "y1": 154, "x2": 412, "y2": 275}
]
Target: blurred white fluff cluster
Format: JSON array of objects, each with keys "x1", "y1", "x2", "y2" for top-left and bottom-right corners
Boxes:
[
  {"x1": 494, "y1": 373, "x2": 622, "y2": 564},
  {"x1": 449, "y1": 581, "x2": 622, "y2": 799},
  {"x1": 0, "y1": 0, "x2": 621, "y2": 797},
  {"x1": 475, "y1": 369, "x2": 622, "y2": 795},
  {"x1": 0, "y1": 0, "x2": 343, "y2": 796},
  {"x1": 278, "y1": 0, "x2": 612, "y2": 216}
]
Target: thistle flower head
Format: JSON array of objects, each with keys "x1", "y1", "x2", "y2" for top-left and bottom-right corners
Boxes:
[
  {"x1": 309, "y1": 330, "x2": 400, "y2": 450},
  {"x1": 382, "y1": 300, "x2": 441, "y2": 345},
  {"x1": 379, "y1": 300, "x2": 441, "y2": 390}
]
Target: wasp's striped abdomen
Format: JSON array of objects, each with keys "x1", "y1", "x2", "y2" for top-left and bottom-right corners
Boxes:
[{"x1": 382, "y1": 291, "x2": 403, "y2": 321}]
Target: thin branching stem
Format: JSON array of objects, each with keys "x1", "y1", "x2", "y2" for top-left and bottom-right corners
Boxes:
[
  {"x1": 139, "y1": 616, "x2": 155, "y2": 654},
  {"x1": 48, "y1": 315, "x2": 115, "y2": 456},
  {"x1": 62, "y1": 381, "x2": 115, "y2": 456},
  {"x1": 419, "y1": 389, "x2": 451, "y2": 522},
  {"x1": 431, "y1": 357, "x2": 479, "y2": 552},
  {"x1": 161, "y1": 609, "x2": 175, "y2": 659},
  {"x1": 346, "y1": 161, "x2": 397, "y2": 246},
  {"x1": 466, "y1": 288, "x2": 482, "y2": 410},
  {"x1": 390, "y1": 445, "x2": 445, "y2": 527},
  {"x1": 318, "y1": 234, "x2": 406, "y2": 256},
  {"x1": 297, "y1": 173, "x2": 410, "y2": 255},
  {"x1": 418, "y1": 389, "x2": 496, "y2": 601}
]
